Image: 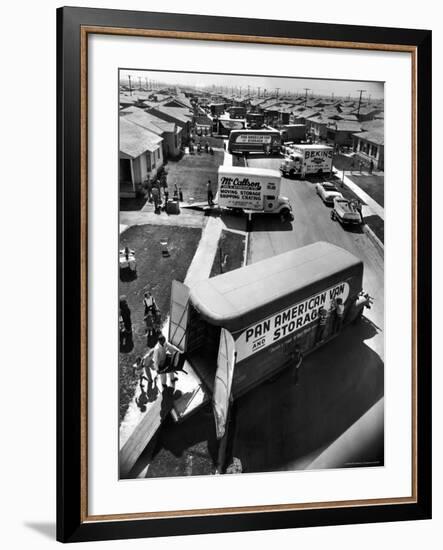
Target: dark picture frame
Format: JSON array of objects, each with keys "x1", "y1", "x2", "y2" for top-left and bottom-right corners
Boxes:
[{"x1": 57, "y1": 6, "x2": 432, "y2": 543}]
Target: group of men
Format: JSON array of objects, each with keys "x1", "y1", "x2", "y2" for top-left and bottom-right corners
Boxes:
[
  {"x1": 316, "y1": 297, "x2": 345, "y2": 344},
  {"x1": 133, "y1": 291, "x2": 181, "y2": 396},
  {"x1": 144, "y1": 172, "x2": 183, "y2": 213}
]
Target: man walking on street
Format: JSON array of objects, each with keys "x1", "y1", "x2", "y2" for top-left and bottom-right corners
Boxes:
[
  {"x1": 335, "y1": 298, "x2": 345, "y2": 332},
  {"x1": 151, "y1": 186, "x2": 160, "y2": 213},
  {"x1": 207, "y1": 179, "x2": 214, "y2": 206},
  {"x1": 291, "y1": 345, "x2": 303, "y2": 385}
]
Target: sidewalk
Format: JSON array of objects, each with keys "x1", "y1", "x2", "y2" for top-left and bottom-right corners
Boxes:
[
  {"x1": 120, "y1": 208, "x2": 204, "y2": 229},
  {"x1": 333, "y1": 168, "x2": 384, "y2": 250},
  {"x1": 185, "y1": 216, "x2": 224, "y2": 285}
]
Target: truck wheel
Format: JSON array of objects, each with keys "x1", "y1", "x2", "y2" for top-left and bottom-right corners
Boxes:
[
  {"x1": 289, "y1": 169, "x2": 295, "y2": 178},
  {"x1": 331, "y1": 211, "x2": 336, "y2": 220},
  {"x1": 280, "y1": 208, "x2": 290, "y2": 220}
]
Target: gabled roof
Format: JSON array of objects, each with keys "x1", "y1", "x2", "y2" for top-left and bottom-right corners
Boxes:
[
  {"x1": 122, "y1": 107, "x2": 176, "y2": 134},
  {"x1": 148, "y1": 105, "x2": 193, "y2": 124},
  {"x1": 353, "y1": 129, "x2": 384, "y2": 146},
  {"x1": 119, "y1": 118, "x2": 163, "y2": 158},
  {"x1": 331, "y1": 121, "x2": 363, "y2": 132}
]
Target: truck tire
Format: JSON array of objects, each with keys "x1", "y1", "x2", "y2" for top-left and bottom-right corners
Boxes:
[
  {"x1": 289, "y1": 169, "x2": 295, "y2": 178},
  {"x1": 280, "y1": 208, "x2": 294, "y2": 222},
  {"x1": 331, "y1": 211, "x2": 336, "y2": 220}
]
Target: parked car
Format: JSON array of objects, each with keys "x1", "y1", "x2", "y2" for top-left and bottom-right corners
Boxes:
[
  {"x1": 331, "y1": 197, "x2": 362, "y2": 225},
  {"x1": 315, "y1": 182, "x2": 343, "y2": 205}
]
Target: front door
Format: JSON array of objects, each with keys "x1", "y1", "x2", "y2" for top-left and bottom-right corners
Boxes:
[
  {"x1": 263, "y1": 194, "x2": 277, "y2": 212},
  {"x1": 213, "y1": 329, "x2": 236, "y2": 439}
]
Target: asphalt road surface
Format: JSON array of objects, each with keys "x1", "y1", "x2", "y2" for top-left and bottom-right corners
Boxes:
[
  {"x1": 141, "y1": 153, "x2": 385, "y2": 477},
  {"x1": 230, "y1": 155, "x2": 384, "y2": 473}
]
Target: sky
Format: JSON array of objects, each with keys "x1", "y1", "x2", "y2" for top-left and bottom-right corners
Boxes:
[{"x1": 119, "y1": 68, "x2": 384, "y2": 100}]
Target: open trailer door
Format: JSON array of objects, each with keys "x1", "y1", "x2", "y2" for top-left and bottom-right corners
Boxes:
[
  {"x1": 169, "y1": 280, "x2": 211, "y2": 422},
  {"x1": 169, "y1": 280, "x2": 190, "y2": 352},
  {"x1": 213, "y1": 329, "x2": 236, "y2": 439}
]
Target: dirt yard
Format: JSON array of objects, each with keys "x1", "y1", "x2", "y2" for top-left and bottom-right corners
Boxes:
[{"x1": 119, "y1": 224, "x2": 202, "y2": 422}]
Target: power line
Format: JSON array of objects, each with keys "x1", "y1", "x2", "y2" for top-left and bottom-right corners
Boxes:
[{"x1": 356, "y1": 89, "x2": 366, "y2": 116}]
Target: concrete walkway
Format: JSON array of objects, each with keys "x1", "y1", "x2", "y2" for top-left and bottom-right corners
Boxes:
[
  {"x1": 334, "y1": 168, "x2": 384, "y2": 220},
  {"x1": 120, "y1": 209, "x2": 204, "y2": 229},
  {"x1": 185, "y1": 216, "x2": 224, "y2": 285}
]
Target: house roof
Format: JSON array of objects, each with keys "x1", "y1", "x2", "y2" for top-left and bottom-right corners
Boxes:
[
  {"x1": 149, "y1": 105, "x2": 193, "y2": 124},
  {"x1": 332, "y1": 121, "x2": 362, "y2": 132},
  {"x1": 119, "y1": 94, "x2": 138, "y2": 106},
  {"x1": 122, "y1": 107, "x2": 176, "y2": 134},
  {"x1": 353, "y1": 129, "x2": 384, "y2": 146},
  {"x1": 119, "y1": 118, "x2": 163, "y2": 158}
]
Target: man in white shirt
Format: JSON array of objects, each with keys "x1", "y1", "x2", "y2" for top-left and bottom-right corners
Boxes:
[{"x1": 153, "y1": 335, "x2": 180, "y2": 390}]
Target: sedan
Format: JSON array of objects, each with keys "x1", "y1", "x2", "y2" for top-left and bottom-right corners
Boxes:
[{"x1": 315, "y1": 182, "x2": 344, "y2": 205}]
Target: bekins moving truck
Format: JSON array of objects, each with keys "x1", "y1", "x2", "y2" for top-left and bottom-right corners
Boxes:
[
  {"x1": 168, "y1": 242, "x2": 372, "y2": 423},
  {"x1": 217, "y1": 166, "x2": 292, "y2": 219},
  {"x1": 280, "y1": 144, "x2": 334, "y2": 178}
]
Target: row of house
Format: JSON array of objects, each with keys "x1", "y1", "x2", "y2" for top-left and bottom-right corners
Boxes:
[
  {"x1": 119, "y1": 90, "x2": 194, "y2": 197},
  {"x1": 201, "y1": 92, "x2": 384, "y2": 169}
]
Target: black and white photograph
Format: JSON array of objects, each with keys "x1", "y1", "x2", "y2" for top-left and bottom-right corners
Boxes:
[{"x1": 118, "y1": 69, "x2": 384, "y2": 479}]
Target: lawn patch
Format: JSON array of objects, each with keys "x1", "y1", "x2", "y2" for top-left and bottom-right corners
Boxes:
[
  {"x1": 364, "y1": 215, "x2": 384, "y2": 244},
  {"x1": 119, "y1": 224, "x2": 202, "y2": 423},
  {"x1": 347, "y1": 174, "x2": 384, "y2": 207},
  {"x1": 210, "y1": 230, "x2": 246, "y2": 277}
]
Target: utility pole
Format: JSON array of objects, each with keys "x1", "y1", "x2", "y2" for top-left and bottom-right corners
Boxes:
[
  {"x1": 257, "y1": 86, "x2": 261, "y2": 98},
  {"x1": 276, "y1": 87, "x2": 280, "y2": 99},
  {"x1": 128, "y1": 75, "x2": 132, "y2": 96},
  {"x1": 145, "y1": 77, "x2": 148, "y2": 90},
  {"x1": 356, "y1": 89, "x2": 366, "y2": 116},
  {"x1": 247, "y1": 84, "x2": 250, "y2": 97},
  {"x1": 303, "y1": 88, "x2": 311, "y2": 106},
  {"x1": 138, "y1": 77, "x2": 142, "y2": 90}
]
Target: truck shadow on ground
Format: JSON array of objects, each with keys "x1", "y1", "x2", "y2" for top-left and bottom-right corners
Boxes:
[
  {"x1": 145, "y1": 404, "x2": 218, "y2": 477},
  {"x1": 249, "y1": 213, "x2": 293, "y2": 232},
  {"x1": 137, "y1": 318, "x2": 383, "y2": 478},
  {"x1": 232, "y1": 317, "x2": 384, "y2": 473}
]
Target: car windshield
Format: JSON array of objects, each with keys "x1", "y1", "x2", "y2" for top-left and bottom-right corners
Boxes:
[{"x1": 323, "y1": 183, "x2": 337, "y2": 191}]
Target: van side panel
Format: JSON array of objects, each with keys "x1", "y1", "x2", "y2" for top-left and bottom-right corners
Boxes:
[{"x1": 231, "y1": 264, "x2": 363, "y2": 397}]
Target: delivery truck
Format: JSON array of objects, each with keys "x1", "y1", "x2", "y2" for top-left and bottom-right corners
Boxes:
[
  {"x1": 217, "y1": 165, "x2": 292, "y2": 219},
  {"x1": 228, "y1": 128, "x2": 281, "y2": 155},
  {"x1": 280, "y1": 144, "x2": 334, "y2": 178},
  {"x1": 168, "y1": 241, "x2": 372, "y2": 423}
]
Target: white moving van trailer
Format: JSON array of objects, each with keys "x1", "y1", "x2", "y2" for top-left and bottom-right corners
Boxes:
[{"x1": 217, "y1": 166, "x2": 292, "y2": 219}]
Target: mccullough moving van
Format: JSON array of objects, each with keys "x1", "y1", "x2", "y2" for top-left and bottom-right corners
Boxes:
[
  {"x1": 217, "y1": 166, "x2": 292, "y2": 219},
  {"x1": 280, "y1": 144, "x2": 334, "y2": 178},
  {"x1": 168, "y1": 241, "x2": 372, "y2": 423}
]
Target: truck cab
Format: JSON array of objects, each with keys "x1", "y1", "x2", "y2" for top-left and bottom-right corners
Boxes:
[{"x1": 280, "y1": 153, "x2": 303, "y2": 177}]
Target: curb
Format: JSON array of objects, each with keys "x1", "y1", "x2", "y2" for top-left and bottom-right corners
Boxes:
[{"x1": 363, "y1": 223, "x2": 384, "y2": 256}]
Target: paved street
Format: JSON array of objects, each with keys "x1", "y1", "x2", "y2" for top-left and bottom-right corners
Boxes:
[{"x1": 229, "y1": 155, "x2": 384, "y2": 472}]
